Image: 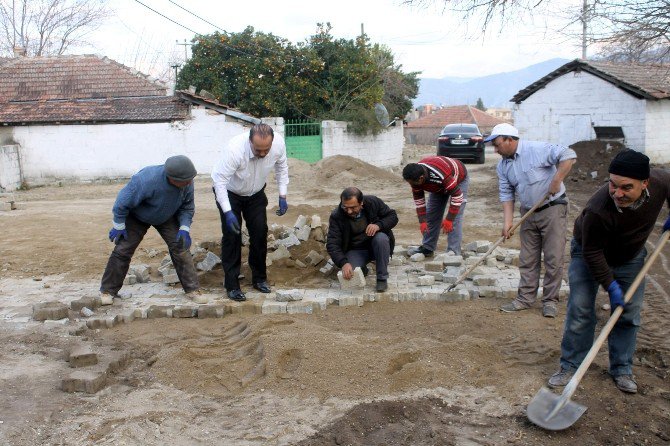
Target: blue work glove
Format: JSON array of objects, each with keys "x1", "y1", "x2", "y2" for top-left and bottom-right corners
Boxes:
[
  {"x1": 224, "y1": 211, "x2": 241, "y2": 235},
  {"x1": 663, "y1": 215, "x2": 670, "y2": 232},
  {"x1": 607, "y1": 280, "x2": 625, "y2": 309},
  {"x1": 276, "y1": 196, "x2": 288, "y2": 216},
  {"x1": 176, "y1": 229, "x2": 191, "y2": 250},
  {"x1": 108, "y1": 228, "x2": 127, "y2": 244}
]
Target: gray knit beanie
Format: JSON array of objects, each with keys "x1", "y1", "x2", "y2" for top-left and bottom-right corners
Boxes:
[{"x1": 165, "y1": 155, "x2": 197, "y2": 182}]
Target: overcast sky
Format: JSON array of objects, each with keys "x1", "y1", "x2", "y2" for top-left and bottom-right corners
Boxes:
[{"x1": 85, "y1": 0, "x2": 584, "y2": 81}]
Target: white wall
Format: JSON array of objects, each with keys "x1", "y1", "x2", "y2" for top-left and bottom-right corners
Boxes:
[
  {"x1": 0, "y1": 145, "x2": 21, "y2": 190},
  {"x1": 321, "y1": 120, "x2": 404, "y2": 168},
  {"x1": 12, "y1": 108, "x2": 250, "y2": 185},
  {"x1": 645, "y1": 100, "x2": 670, "y2": 163},
  {"x1": 514, "y1": 71, "x2": 647, "y2": 151}
]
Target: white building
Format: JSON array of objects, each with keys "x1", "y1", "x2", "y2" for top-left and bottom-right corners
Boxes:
[{"x1": 512, "y1": 59, "x2": 670, "y2": 163}]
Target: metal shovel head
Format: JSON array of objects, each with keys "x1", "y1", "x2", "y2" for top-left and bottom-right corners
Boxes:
[{"x1": 526, "y1": 387, "x2": 587, "y2": 431}]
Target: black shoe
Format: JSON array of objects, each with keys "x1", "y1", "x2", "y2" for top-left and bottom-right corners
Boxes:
[
  {"x1": 407, "y1": 246, "x2": 434, "y2": 257},
  {"x1": 227, "y1": 289, "x2": 246, "y2": 301},
  {"x1": 376, "y1": 279, "x2": 388, "y2": 292},
  {"x1": 252, "y1": 281, "x2": 271, "y2": 293}
]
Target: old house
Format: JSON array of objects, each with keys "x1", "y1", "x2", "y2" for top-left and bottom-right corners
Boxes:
[
  {"x1": 0, "y1": 54, "x2": 258, "y2": 190},
  {"x1": 512, "y1": 59, "x2": 670, "y2": 162},
  {"x1": 404, "y1": 105, "x2": 510, "y2": 145}
]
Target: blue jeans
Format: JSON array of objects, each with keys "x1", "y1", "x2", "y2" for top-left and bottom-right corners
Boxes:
[
  {"x1": 422, "y1": 177, "x2": 469, "y2": 255},
  {"x1": 559, "y1": 238, "x2": 646, "y2": 376}
]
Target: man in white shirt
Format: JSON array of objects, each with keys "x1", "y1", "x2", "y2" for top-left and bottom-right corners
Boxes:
[{"x1": 212, "y1": 123, "x2": 289, "y2": 301}]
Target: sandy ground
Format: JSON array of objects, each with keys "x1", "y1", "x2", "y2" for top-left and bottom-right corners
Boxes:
[{"x1": 0, "y1": 143, "x2": 669, "y2": 445}]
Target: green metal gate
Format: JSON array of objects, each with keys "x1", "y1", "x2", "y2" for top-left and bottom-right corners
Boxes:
[{"x1": 284, "y1": 119, "x2": 322, "y2": 163}]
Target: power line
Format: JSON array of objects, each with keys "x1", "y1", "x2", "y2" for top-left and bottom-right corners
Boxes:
[
  {"x1": 167, "y1": 0, "x2": 226, "y2": 33},
  {"x1": 132, "y1": 0, "x2": 200, "y2": 35}
]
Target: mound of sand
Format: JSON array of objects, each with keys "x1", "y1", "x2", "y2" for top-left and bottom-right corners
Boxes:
[{"x1": 570, "y1": 140, "x2": 626, "y2": 182}]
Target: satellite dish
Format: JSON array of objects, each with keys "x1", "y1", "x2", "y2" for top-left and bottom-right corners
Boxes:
[{"x1": 374, "y1": 103, "x2": 390, "y2": 127}]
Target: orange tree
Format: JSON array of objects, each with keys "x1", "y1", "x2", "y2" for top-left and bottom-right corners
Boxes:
[{"x1": 177, "y1": 25, "x2": 419, "y2": 132}]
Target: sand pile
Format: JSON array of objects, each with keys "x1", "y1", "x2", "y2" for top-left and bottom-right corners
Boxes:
[{"x1": 570, "y1": 140, "x2": 625, "y2": 183}]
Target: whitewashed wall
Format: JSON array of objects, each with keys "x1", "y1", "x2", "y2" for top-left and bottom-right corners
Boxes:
[
  {"x1": 11, "y1": 108, "x2": 250, "y2": 186},
  {"x1": 321, "y1": 120, "x2": 404, "y2": 168},
  {"x1": 514, "y1": 71, "x2": 647, "y2": 152},
  {"x1": 0, "y1": 145, "x2": 21, "y2": 190},
  {"x1": 645, "y1": 101, "x2": 670, "y2": 163}
]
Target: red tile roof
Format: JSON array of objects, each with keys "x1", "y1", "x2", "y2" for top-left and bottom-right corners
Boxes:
[
  {"x1": 0, "y1": 96, "x2": 189, "y2": 125},
  {"x1": 405, "y1": 105, "x2": 509, "y2": 128},
  {"x1": 0, "y1": 55, "x2": 187, "y2": 124}
]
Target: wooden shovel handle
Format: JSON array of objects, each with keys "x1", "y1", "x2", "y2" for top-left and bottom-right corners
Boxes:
[{"x1": 447, "y1": 193, "x2": 550, "y2": 291}]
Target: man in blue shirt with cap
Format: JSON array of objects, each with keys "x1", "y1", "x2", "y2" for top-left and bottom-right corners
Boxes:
[
  {"x1": 100, "y1": 155, "x2": 204, "y2": 303},
  {"x1": 486, "y1": 123, "x2": 576, "y2": 318}
]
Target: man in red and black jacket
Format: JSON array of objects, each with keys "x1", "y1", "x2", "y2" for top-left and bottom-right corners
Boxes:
[{"x1": 402, "y1": 156, "x2": 468, "y2": 257}]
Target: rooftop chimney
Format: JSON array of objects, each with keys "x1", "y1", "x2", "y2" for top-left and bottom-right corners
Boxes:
[{"x1": 13, "y1": 46, "x2": 26, "y2": 57}]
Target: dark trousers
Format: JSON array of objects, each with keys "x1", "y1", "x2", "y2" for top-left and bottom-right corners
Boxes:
[
  {"x1": 100, "y1": 214, "x2": 200, "y2": 294},
  {"x1": 344, "y1": 232, "x2": 391, "y2": 280},
  {"x1": 214, "y1": 187, "x2": 268, "y2": 291}
]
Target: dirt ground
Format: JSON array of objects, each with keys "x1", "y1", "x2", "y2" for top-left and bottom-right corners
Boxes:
[{"x1": 0, "y1": 142, "x2": 669, "y2": 445}]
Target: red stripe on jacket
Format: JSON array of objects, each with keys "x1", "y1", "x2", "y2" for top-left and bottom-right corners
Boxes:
[{"x1": 410, "y1": 156, "x2": 467, "y2": 223}]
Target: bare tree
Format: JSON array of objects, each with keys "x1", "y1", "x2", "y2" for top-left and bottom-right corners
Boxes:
[
  {"x1": 0, "y1": 0, "x2": 110, "y2": 56},
  {"x1": 402, "y1": 0, "x2": 670, "y2": 62}
]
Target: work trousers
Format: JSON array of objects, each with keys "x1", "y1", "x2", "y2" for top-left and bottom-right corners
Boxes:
[
  {"x1": 516, "y1": 203, "x2": 567, "y2": 306},
  {"x1": 100, "y1": 213, "x2": 199, "y2": 294},
  {"x1": 422, "y1": 176, "x2": 469, "y2": 255},
  {"x1": 344, "y1": 232, "x2": 391, "y2": 280},
  {"x1": 560, "y1": 238, "x2": 646, "y2": 376},
  {"x1": 215, "y1": 187, "x2": 268, "y2": 291}
]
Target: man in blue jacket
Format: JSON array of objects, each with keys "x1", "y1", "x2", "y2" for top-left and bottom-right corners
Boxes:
[{"x1": 100, "y1": 155, "x2": 204, "y2": 303}]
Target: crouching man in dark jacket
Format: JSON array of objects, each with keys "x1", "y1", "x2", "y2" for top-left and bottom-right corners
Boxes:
[{"x1": 326, "y1": 187, "x2": 398, "y2": 292}]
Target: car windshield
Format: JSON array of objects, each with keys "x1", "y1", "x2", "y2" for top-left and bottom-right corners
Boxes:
[{"x1": 441, "y1": 125, "x2": 479, "y2": 134}]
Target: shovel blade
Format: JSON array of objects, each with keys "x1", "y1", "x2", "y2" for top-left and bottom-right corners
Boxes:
[{"x1": 526, "y1": 387, "x2": 587, "y2": 431}]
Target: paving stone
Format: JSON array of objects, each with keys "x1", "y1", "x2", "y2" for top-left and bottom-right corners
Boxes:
[
  {"x1": 105, "y1": 315, "x2": 122, "y2": 328},
  {"x1": 106, "y1": 351, "x2": 131, "y2": 374},
  {"x1": 310, "y1": 226, "x2": 326, "y2": 242},
  {"x1": 99, "y1": 293, "x2": 114, "y2": 306},
  {"x1": 276, "y1": 233, "x2": 300, "y2": 248},
  {"x1": 86, "y1": 318, "x2": 106, "y2": 329},
  {"x1": 305, "y1": 250, "x2": 325, "y2": 266},
  {"x1": 123, "y1": 274, "x2": 137, "y2": 285},
  {"x1": 287, "y1": 301, "x2": 314, "y2": 314},
  {"x1": 393, "y1": 245, "x2": 407, "y2": 256},
  {"x1": 417, "y1": 275, "x2": 436, "y2": 286},
  {"x1": 128, "y1": 264, "x2": 151, "y2": 283},
  {"x1": 389, "y1": 256, "x2": 406, "y2": 266},
  {"x1": 162, "y1": 271, "x2": 179, "y2": 284},
  {"x1": 293, "y1": 215, "x2": 308, "y2": 228},
  {"x1": 338, "y1": 267, "x2": 366, "y2": 289},
  {"x1": 69, "y1": 345, "x2": 98, "y2": 368},
  {"x1": 464, "y1": 240, "x2": 491, "y2": 253},
  {"x1": 0, "y1": 201, "x2": 11, "y2": 211},
  {"x1": 147, "y1": 305, "x2": 174, "y2": 318},
  {"x1": 295, "y1": 259, "x2": 307, "y2": 268},
  {"x1": 485, "y1": 257, "x2": 498, "y2": 267},
  {"x1": 424, "y1": 261, "x2": 443, "y2": 272},
  {"x1": 62, "y1": 370, "x2": 107, "y2": 394},
  {"x1": 121, "y1": 310, "x2": 137, "y2": 323},
  {"x1": 197, "y1": 251, "x2": 221, "y2": 271},
  {"x1": 473, "y1": 276, "x2": 496, "y2": 286},
  {"x1": 80, "y1": 307, "x2": 94, "y2": 317},
  {"x1": 502, "y1": 288, "x2": 517, "y2": 299},
  {"x1": 295, "y1": 225, "x2": 311, "y2": 241},
  {"x1": 70, "y1": 296, "x2": 101, "y2": 311},
  {"x1": 409, "y1": 253, "x2": 425, "y2": 262},
  {"x1": 160, "y1": 255, "x2": 172, "y2": 267},
  {"x1": 442, "y1": 266, "x2": 462, "y2": 283},
  {"x1": 275, "y1": 289, "x2": 303, "y2": 302},
  {"x1": 197, "y1": 305, "x2": 225, "y2": 318},
  {"x1": 173, "y1": 306, "x2": 198, "y2": 318},
  {"x1": 262, "y1": 300, "x2": 287, "y2": 314},
  {"x1": 337, "y1": 295, "x2": 365, "y2": 307},
  {"x1": 438, "y1": 254, "x2": 464, "y2": 266},
  {"x1": 268, "y1": 245, "x2": 291, "y2": 263},
  {"x1": 33, "y1": 301, "x2": 69, "y2": 321},
  {"x1": 319, "y1": 259, "x2": 335, "y2": 274},
  {"x1": 310, "y1": 215, "x2": 322, "y2": 228},
  {"x1": 226, "y1": 301, "x2": 263, "y2": 315}
]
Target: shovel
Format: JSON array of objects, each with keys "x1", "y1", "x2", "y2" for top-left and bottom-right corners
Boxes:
[
  {"x1": 527, "y1": 230, "x2": 670, "y2": 431},
  {"x1": 446, "y1": 193, "x2": 550, "y2": 292}
]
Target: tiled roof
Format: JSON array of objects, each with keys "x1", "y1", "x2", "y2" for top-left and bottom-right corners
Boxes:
[
  {"x1": 0, "y1": 96, "x2": 189, "y2": 124},
  {"x1": 405, "y1": 105, "x2": 509, "y2": 128},
  {"x1": 512, "y1": 59, "x2": 670, "y2": 103},
  {"x1": 0, "y1": 54, "x2": 166, "y2": 101},
  {"x1": 0, "y1": 55, "x2": 188, "y2": 124}
]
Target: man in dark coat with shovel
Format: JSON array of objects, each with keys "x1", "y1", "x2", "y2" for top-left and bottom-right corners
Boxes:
[{"x1": 549, "y1": 150, "x2": 670, "y2": 394}]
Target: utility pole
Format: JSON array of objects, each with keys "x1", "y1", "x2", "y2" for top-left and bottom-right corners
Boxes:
[
  {"x1": 176, "y1": 39, "x2": 192, "y2": 62},
  {"x1": 360, "y1": 23, "x2": 365, "y2": 37},
  {"x1": 581, "y1": 0, "x2": 588, "y2": 59},
  {"x1": 171, "y1": 64, "x2": 181, "y2": 82}
]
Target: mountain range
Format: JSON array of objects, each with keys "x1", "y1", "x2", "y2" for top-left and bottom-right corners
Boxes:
[{"x1": 414, "y1": 58, "x2": 571, "y2": 108}]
